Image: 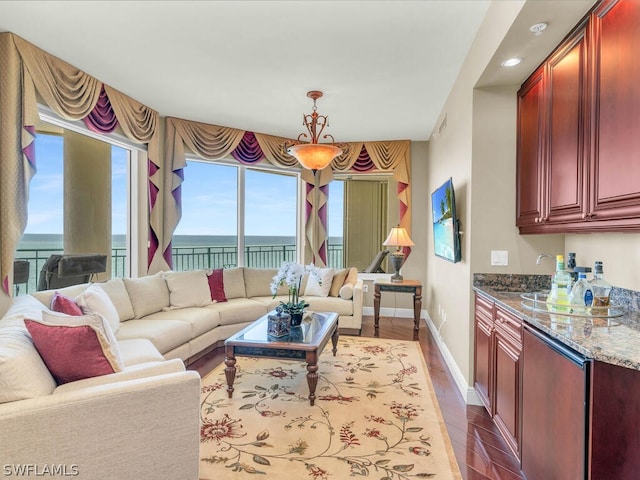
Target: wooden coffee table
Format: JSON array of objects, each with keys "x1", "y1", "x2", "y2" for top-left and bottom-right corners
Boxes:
[{"x1": 224, "y1": 311, "x2": 339, "y2": 406}]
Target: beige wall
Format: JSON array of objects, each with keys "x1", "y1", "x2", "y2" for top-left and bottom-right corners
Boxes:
[
  {"x1": 426, "y1": 0, "x2": 526, "y2": 390},
  {"x1": 427, "y1": 0, "x2": 640, "y2": 402}
]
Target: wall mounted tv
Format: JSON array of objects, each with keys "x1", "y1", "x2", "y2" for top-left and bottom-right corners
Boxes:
[{"x1": 431, "y1": 177, "x2": 461, "y2": 263}]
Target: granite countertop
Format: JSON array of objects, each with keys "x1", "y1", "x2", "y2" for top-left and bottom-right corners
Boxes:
[{"x1": 473, "y1": 274, "x2": 640, "y2": 371}]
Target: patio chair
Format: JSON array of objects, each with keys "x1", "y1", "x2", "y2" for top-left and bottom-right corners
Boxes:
[
  {"x1": 37, "y1": 253, "x2": 107, "y2": 291},
  {"x1": 362, "y1": 250, "x2": 388, "y2": 273}
]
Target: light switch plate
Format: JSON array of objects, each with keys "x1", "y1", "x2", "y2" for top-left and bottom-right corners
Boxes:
[{"x1": 491, "y1": 250, "x2": 509, "y2": 266}]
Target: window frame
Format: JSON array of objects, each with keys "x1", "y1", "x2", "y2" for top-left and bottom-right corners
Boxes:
[
  {"x1": 36, "y1": 104, "x2": 145, "y2": 278},
  {"x1": 182, "y1": 155, "x2": 304, "y2": 267}
]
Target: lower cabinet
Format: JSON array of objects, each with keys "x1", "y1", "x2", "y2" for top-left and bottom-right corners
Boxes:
[
  {"x1": 521, "y1": 325, "x2": 588, "y2": 479},
  {"x1": 493, "y1": 309, "x2": 522, "y2": 458},
  {"x1": 473, "y1": 294, "x2": 522, "y2": 458},
  {"x1": 476, "y1": 293, "x2": 640, "y2": 478}
]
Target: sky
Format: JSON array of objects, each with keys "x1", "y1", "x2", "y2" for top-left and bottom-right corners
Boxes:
[{"x1": 24, "y1": 133, "x2": 344, "y2": 238}]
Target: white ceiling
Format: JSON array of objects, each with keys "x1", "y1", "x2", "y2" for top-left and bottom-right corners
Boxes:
[{"x1": 0, "y1": 1, "x2": 595, "y2": 142}]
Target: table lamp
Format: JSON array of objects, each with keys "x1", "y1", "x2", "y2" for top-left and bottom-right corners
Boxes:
[{"x1": 382, "y1": 225, "x2": 414, "y2": 282}]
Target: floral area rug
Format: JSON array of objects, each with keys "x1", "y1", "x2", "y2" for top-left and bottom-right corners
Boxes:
[{"x1": 199, "y1": 336, "x2": 462, "y2": 479}]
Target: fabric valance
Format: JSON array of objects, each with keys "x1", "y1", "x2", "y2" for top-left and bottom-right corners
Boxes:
[{"x1": 0, "y1": 32, "x2": 163, "y2": 292}]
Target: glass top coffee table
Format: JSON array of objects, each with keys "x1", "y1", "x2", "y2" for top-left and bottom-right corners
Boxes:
[{"x1": 224, "y1": 311, "x2": 339, "y2": 406}]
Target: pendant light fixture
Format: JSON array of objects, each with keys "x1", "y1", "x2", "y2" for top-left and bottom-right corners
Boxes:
[{"x1": 285, "y1": 91, "x2": 343, "y2": 173}]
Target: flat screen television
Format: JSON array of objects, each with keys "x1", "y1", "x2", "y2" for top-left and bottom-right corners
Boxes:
[{"x1": 431, "y1": 177, "x2": 461, "y2": 263}]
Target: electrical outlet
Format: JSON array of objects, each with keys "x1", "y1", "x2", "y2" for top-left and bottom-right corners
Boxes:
[
  {"x1": 363, "y1": 284, "x2": 369, "y2": 293},
  {"x1": 491, "y1": 250, "x2": 509, "y2": 266}
]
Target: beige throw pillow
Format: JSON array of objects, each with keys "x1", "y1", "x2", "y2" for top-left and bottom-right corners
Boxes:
[
  {"x1": 76, "y1": 284, "x2": 121, "y2": 334},
  {"x1": 99, "y1": 278, "x2": 135, "y2": 322},
  {"x1": 163, "y1": 270, "x2": 212, "y2": 309},
  {"x1": 329, "y1": 268, "x2": 349, "y2": 297},
  {"x1": 123, "y1": 273, "x2": 170, "y2": 318}
]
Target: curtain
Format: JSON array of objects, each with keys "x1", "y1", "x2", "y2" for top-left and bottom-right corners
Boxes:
[
  {"x1": 0, "y1": 31, "x2": 412, "y2": 289},
  {"x1": 0, "y1": 33, "x2": 38, "y2": 293},
  {"x1": 0, "y1": 33, "x2": 162, "y2": 293}
]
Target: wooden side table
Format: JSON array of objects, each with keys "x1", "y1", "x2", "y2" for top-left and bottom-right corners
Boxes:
[{"x1": 374, "y1": 280, "x2": 422, "y2": 340}]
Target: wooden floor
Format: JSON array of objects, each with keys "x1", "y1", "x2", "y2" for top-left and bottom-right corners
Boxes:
[{"x1": 188, "y1": 315, "x2": 525, "y2": 480}]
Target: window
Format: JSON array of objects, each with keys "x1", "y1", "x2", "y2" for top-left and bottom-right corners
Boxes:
[
  {"x1": 111, "y1": 145, "x2": 130, "y2": 277},
  {"x1": 174, "y1": 159, "x2": 300, "y2": 270},
  {"x1": 329, "y1": 175, "x2": 393, "y2": 273},
  {"x1": 327, "y1": 179, "x2": 344, "y2": 268},
  {"x1": 173, "y1": 161, "x2": 238, "y2": 269},
  {"x1": 15, "y1": 119, "x2": 138, "y2": 294}
]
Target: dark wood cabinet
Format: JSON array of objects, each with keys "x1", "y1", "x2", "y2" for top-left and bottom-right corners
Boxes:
[
  {"x1": 473, "y1": 294, "x2": 494, "y2": 412},
  {"x1": 521, "y1": 325, "x2": 588, "y2": 479},
  {"x1": 473, "y1": 294, "x2": 521, "y2": 458},
  {"x1": 517, "y1": 24, "x2": 588, "y2": 232},
  {"x1": 516, "y1": 67, "x2": 545, "y2": 230},
  {"x1": 517, "y1": 0, "x2": 640, "y2": 233},
  {"x1": 546, "y1": 25, "x2": 588, "y2": 225},
  {"x1": 588, "y1": 0, "x2": 640, "y2": 225},
  {"x1": 493, "y1": 307, "x2": 522, "y2": 458}
]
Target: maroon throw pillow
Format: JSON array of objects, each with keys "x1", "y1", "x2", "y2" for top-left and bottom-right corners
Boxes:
[
  {"x1": 51, "y1": 292, "x2": 83, "y2": 316},
  {"x1": 24, "y1": 319, "x2": 118, "y2": 384},
  {"x1": 207, "y1": 269, "x2": 227, "y2": 302}
]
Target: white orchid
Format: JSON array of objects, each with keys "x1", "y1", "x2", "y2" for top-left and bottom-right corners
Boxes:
[{"x1": 270, "y1": 262, "x2": 322, "y2": 315}]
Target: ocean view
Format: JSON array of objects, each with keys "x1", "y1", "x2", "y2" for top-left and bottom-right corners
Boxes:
[{"x1": 17, "y1": 233, "x2": 344, "y2": 250}]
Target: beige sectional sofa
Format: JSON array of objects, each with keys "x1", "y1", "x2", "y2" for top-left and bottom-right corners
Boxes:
[{"x1": 0, "y1": 266, "x2": 363, "y2": 479}]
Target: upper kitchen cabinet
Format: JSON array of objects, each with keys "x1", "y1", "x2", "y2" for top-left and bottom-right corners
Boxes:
[
  {"x1": 516, "y1": 67, "x2": 545, "y2": 230},
  {"x1": 588, "y1": 0, "x2": 640, "y2": 225},
  {"x1": 517, "y1": 0, "x2": 640, "y2": 233}
]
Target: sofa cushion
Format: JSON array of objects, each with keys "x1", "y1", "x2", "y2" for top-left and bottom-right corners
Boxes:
[
  {"x1": 143, "y1": 307, "x2": 221, "y2": 338},
  {"x1": 163, "y1": 270, "x2": 212, "y2": 309},
  {"x1": 305, "y1": 296, "x2": 354, "y2": 316},
  {"x1": 123, "y1": 273, "x2": 170, "y2": 318},
  {"x1": 99, "y1": 278, "x2": 135, "y2": 322},
  {"x1": 115, "y1": 318, "x2": 192, "y2": 355},
  {"x1": 116, "y1": 338, "x2": 165, "y2": 366},
  {"x1": 0, "y1": 319, "x2": 57, "y2": 403},
  {"x1": 207, "y1": 298, "x2": 267, "y2": 326},
  {"x1": 207, "y1": 269, "x2": 227, "y2": 302},
  {"x1": 329, "y1": 268, "x2": 349, "y2": 297},
  {"x1": 304, "y1": 268, "x2": 334, "y2": 297},
  {"x1": 76, "y1": 284, "x2": 121, "y2": 333},
  {"x1": 50, "y1": 292, "x2": 83, "y2": 316},
  {"x1": 25, "y1": 312, "x2": 124, "y2": 384},
  {"x1": 222, "y1": 267, "x2": 246, "y2": 299},
  {"x1": 245, "y1": 268, "x2": 282, "y2": 298}
]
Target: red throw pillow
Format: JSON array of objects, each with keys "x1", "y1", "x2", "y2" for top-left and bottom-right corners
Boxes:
[
  {"x1": 207, "y1": 269, "x2": 227, "y2": 302},
  {"x1": 51, "y1": 292, "x2": 83, "y2": 316},
  {"x1": 24, "y1": 319, "x2": 120, "y2": 384}
]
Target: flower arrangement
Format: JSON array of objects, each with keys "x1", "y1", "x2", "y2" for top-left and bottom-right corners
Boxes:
[{"x1": 270, "y1": 262, "x2": 321, "y2": 315}]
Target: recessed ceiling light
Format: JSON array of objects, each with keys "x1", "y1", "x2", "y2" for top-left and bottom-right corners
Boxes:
[
  {"x1": 530, "y1": 22, "x2": 548, "y2": 36},
  {"x1": 501, "y1": 58, "x2": 522, "y2": 68}
]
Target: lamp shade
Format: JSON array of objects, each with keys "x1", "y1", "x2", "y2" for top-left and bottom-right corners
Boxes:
[
  {"x1": 287, "y1": 143, "x2": 343, "y2": 172},
  {"x1": 383, "y1": 226, "x2": 414, "y2": 248}
]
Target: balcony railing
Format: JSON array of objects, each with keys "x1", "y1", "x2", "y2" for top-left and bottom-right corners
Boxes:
[{"x1": 14, "y1": 243, "x2": 344, "y2": 295}]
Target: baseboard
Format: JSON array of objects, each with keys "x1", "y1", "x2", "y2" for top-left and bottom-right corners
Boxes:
[{"x1": 424, "y1": 313, "x2": 483, "y2": 406}]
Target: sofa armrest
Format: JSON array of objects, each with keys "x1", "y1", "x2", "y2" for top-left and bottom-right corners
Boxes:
[
  {"x1": 52, "y1": 358, "x2": 188, "y2": 395},
  {"x1": 351, "y1": 278, "x2": 364, "y2": 327},
  {"x1": 0, "y1": 370, "x2": 201, "y2": 479}
]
